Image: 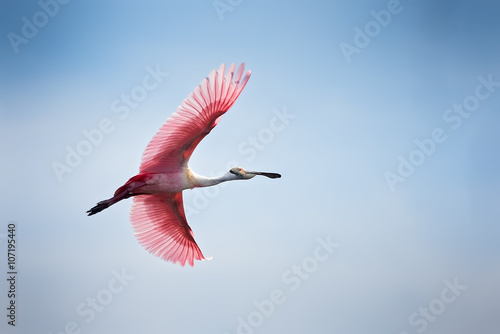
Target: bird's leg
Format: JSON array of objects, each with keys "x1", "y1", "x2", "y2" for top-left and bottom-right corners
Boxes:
[
  {"x1": 86, "y1": 190, "x2": 131, "y2": 216},
  {"x1": 87, "y1": 176, "x2": 148, "y2": 216},
  {"x1": 86, "y1": 198, "x2": 116, "y2": 216}
]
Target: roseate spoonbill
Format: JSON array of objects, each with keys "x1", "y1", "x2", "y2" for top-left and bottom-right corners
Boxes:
[{"x1": 87, "y1": 63, "x2": 281, "y2": 266}]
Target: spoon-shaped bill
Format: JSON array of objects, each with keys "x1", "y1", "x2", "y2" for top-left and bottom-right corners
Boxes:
[{"x1": 249, "y1": 171, "x2": 281, "y2": 179}]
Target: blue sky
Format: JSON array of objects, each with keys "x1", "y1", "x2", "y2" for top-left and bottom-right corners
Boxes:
[{"x1": 1, "y1": 0, "x2": 500, "y2": 333}]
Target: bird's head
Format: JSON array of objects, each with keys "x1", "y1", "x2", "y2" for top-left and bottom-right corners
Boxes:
[{"x1": 229, "y1": 167, "x2": 281, "y2": 180}]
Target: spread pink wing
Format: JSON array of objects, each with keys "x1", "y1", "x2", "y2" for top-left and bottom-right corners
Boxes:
[
  {"x1": 130, "y1": 64, "x2": 251, "y2": 265},
  {"x1": 139, "y1": 63, "x2": 251, "y2": 173},
  {"x1": 130, "y1": 192, "x2": 203, "y2": 266}
]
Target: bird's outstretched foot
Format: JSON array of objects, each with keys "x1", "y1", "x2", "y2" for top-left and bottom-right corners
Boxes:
[{"x1": 86, "y1": 200, "x2": 112, "y2": 216}]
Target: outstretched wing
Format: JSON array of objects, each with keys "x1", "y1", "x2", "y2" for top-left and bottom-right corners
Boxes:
[
  {"x1": 139, "y1": 63, "x2": 251, "y2": 173},
  {"x1": 130, "y1": 192, "x2": 204, "y2": 266}
]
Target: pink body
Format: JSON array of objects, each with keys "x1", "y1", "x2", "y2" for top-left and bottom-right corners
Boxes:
[{"x1": 133, "y1": 171, "x2": 191, "y2": 194}]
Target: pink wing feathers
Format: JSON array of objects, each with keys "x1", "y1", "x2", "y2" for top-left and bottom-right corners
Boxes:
[
  {"x1": 130, "y1": 63, "x2": 251, "y2": 266},
  {"x1": 130, "y1": 193, "x2": 203, "y2": 266},
  {"x1": 139, "y1": 63, "x2": 251, "y2": 173}
]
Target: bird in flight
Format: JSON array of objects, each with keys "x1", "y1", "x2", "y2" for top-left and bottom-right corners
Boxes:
[{"x1": 87, "y1": 63, "x2": 281, "y2": 266}]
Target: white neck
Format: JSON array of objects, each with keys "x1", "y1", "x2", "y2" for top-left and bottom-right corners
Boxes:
[{"x1": 191, "y1": 171, "x2": 239, "y2": 188}]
